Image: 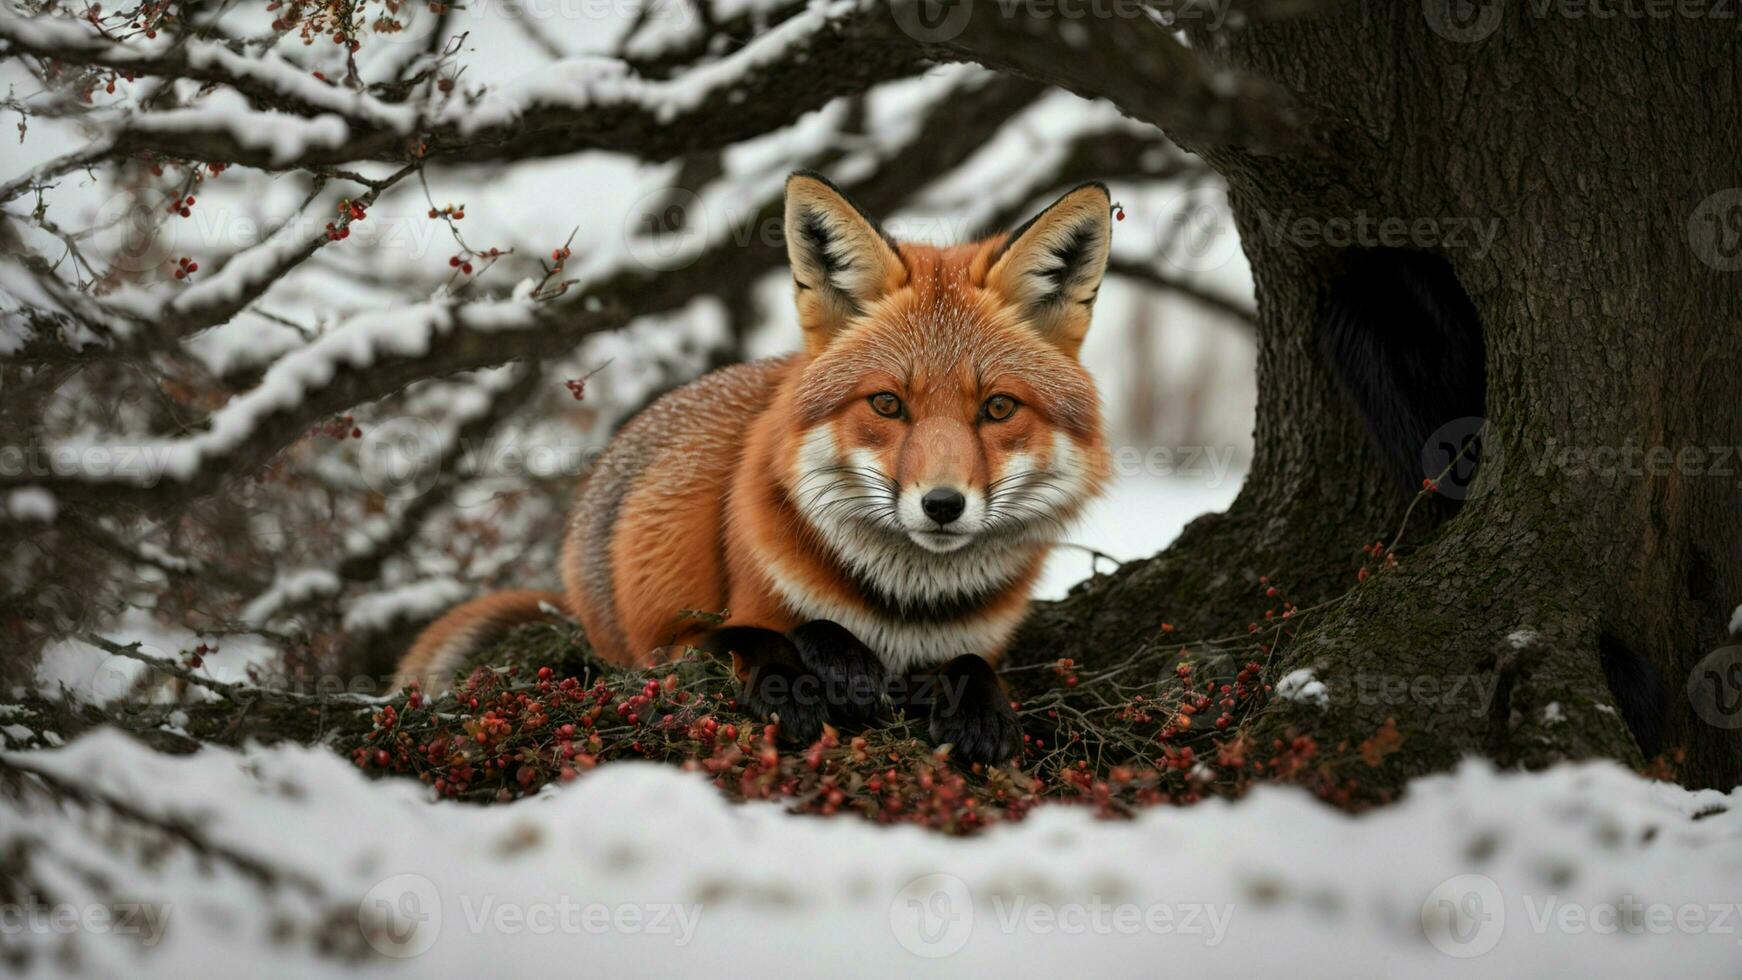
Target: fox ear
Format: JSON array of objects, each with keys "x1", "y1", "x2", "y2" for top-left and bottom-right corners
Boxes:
[
  {"x1": 985, "y1": 182, "x2": 1113, "y2": 357},
  {"x1": 784, "y1": 171, "x2": 905, "y2": 354}
]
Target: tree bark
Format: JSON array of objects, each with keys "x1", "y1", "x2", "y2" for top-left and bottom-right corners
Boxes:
[{"x1": 1012, "y1": 6, "x2": 1742, "y2": 789}]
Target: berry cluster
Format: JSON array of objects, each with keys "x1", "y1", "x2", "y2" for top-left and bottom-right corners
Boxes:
[
  {"x1": 316, "y1": 414, "x2": 362, "y2": 440},
  {"x1": 447, "y1": 247, "x2": 502, "y2": 276},
  {"x1": 1356, "y1": 540, "x2": 1399, "y2": 583},
  {"x1": 325, "y1": 198, "x2": 369, "y2": 241},
  {"x1": 185, "y1": 642, "x2": 217, "y2": 670},
  {"x1": 344, "y1": 617, "x2": 1401, "y2": 831}
]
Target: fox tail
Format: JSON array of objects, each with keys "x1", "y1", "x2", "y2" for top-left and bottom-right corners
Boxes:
[{"x1": 393, "y1": 589, "x2": 571, "y2": 692}]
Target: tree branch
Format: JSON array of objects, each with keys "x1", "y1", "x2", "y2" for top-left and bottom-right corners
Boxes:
[{"x1": 6, "y1": 0, "x2": 1309, "y2": 174}]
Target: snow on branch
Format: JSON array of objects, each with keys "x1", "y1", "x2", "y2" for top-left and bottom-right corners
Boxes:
[
  {"x1": 1, "y1": 71, "x2": 1186, "y2": 522},
  {"x1": 156, "y1": 165, "x2": 420, "y2": 341},
  {"x1": 0, "y1": 295, "x2": 630, "y2": 509},
  {"x1": 5, "y1": 0, "x2": 1304, "y2": 174},
  {"x1": 0, "y1": 72, "x2": 1028, "y2": 503},
  {"x1": 0, "y1": 17, "x2": 417, "y2": 128}
]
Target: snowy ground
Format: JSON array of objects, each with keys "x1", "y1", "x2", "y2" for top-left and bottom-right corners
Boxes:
[
  {"x1": 1035, "y1": 471, "x2": 1243, "y2": 601},
  {"x1": 14, "y1": 475, "x2": 1742, "y2": 976},
  {"x1": 11, "y1": 476, "x2": 1742, "y2": 978},
  {"x1": 10, "y1": 476, "x2": 1742, "y2": 977},
  {"x1": 7, "y1": 7, "x2": 1738, "y2": 972},
  {"x1": 4, "y1": 730, "x2": 1741, "y2": 977}
]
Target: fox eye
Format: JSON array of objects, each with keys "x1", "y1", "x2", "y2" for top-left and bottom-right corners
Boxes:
[
  {"x1": 869, "y1": 392, "x2": 904, "y2": 418},
  {"x1": 982, "y1": 395, "x2": 1018, "y2": 422}
]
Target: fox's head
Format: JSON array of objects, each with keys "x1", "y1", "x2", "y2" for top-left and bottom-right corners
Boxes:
[{"x1": 779, "y1": 171, "x2": 1112, "y2": 569}]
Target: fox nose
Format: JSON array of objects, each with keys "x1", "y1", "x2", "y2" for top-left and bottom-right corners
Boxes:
[{"x1": 921, "y1": 488, "x2": 966, "y2": 526}]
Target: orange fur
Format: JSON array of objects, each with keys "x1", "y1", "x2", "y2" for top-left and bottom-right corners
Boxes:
[{"x1": 395, "y1": 174, "x2": 1113, "y2": 689}]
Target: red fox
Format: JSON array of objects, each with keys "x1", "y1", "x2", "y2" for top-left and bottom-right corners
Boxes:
[{"x1": 395, "y1": 171, "x2": 1113, "y2": 764}]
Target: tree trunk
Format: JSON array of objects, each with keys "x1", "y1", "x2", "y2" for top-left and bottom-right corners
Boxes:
[{"x1": 1012, "y1": 7, "x2": 1742, "y2": 790}]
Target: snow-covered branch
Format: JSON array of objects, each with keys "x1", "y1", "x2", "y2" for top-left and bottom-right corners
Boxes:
[{"x1": 5, "y1": 0, "x2": 1304, "y2": 174}]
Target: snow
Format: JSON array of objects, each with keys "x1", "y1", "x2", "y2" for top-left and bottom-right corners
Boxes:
[
  {"x1": 0, "y1": 15, "x2": 415, "y2": 131},
  {"x1": 452, "y1": 0, "x2": 857, "y2": 133},
  {"x1": 39, "y1": 297, "x2": 550, "y2": 487},
  {"x1": 1507, "y1": 629, "x2": 1543, "y2": 650},
  {"x1": 108, "y1": 90, "x2": 354, "y2": 167},
  {"x1": 34, "y1": 609, "x2": 279, "y2": 701},
  {"x1": 1035, "y1": 471, "x2": 1241, "y2": 600},
  {"x1": 6, "y1": 487, "x2": 57, "y2": 522},
  {"x1": 1274, "y1": 668, "x2": 1329, "y2": 709},
  {"x1": 167, "y1": 204, "x2": 325, "y2": 316},
  {"x1": 342, "y1": 579, "x2": 469, "y2": 634},
  {"x1": 2, "y1": 730, "x2": 1740, "y2": 976},
  {"x1": 244, "y1": 569, "x2": 344, "y2": 626}
]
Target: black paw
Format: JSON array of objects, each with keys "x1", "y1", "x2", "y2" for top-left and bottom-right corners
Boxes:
[
  {"x1": 927, "y1": 655, "x2": 1020, "y2": 767},
  {"x1": 787, "y1": 620, "x2": 888, "y2": 730},
  {"x1": 704, "y1": 627, "x2": 828, "y2": 746},
  {"x1": 742, "y1": 661, "x2": 829, "y2": 746}
]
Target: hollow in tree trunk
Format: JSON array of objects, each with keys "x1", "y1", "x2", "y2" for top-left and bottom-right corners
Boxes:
[{"x1": 1012, "y1": 7, "x2": 1742, "y2": 791}]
